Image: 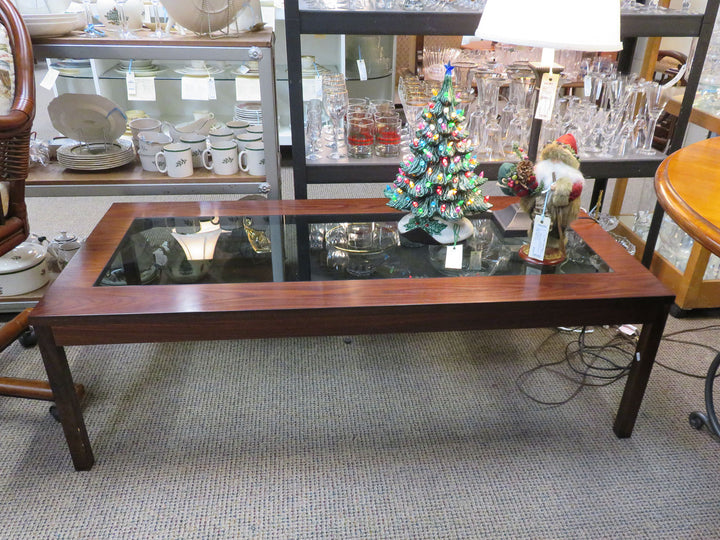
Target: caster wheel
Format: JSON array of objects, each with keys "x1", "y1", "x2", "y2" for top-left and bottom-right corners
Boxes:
[
  {"x1": 18, "y1": 328, "x2": 37, "y2": 348},
  {"x1": 689, "y1": 411, "x2": 707, "y2": 430},
  {"x1": 49, "y1": 405, "x2": 61, "y2": 422},
  {"x1": 669, "y1": 304, "x2": 690, "y2": 318},
  {"x1": 343, "y1": 337, "x2": 353, "y2": 344}
]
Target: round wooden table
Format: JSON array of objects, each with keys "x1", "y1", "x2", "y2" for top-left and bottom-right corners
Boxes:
[
  {"x1": 655, "y1": 136, "x2": 720, "y2": 436},
  {"x1": 655, "y1": 136, "x2": 720, "y2": 255}
]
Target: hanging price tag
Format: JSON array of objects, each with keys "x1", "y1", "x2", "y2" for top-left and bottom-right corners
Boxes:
[
  {"x1": 301, "y1": 76, "x2": 322, "y2": 100},
  {"x1": 534, "y1": 72, "x2": 561, "y2": 121},
  {"x1": 235, "y1": 76, "x2": 261, "y2": 101},
  {"x1": 182, "y1": 76, "x2": 211, "y2": 100},
  {"x1": 207, "y1": 77, "x2": 217, "y2": 100},
  {"x1": 40, "y1": 68, "x2": 59, "y2": 90},
  {"x1": 125, "y1": 72, "x2": 137, "y2": 97},
  {"x1": 527, "y1": 214, "x2": 552, "y2": 261},
  {"x1": 129, "y1": 77, "x2": 156, "y2": 101},
  {"x1": 357, "y1": 59, "x2": 368, "y2": 81},
  {"x1": 445, "y1": 245, "x2": 464, "y2": 269}
]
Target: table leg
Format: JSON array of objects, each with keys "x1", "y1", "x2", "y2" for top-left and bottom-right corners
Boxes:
[
  {"x1": 613, "y1": 306, "x2": 670, "y2": 438},
  {"x1": 35, "y1": 325, "x2": 94, "y2": 471}
]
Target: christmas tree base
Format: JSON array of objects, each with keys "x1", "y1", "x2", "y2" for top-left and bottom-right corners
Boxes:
[
  {"x1": 398, "y1": 214, "x2": 474, "y2": 245},
  {"x1": 518, "y1": 244, "x2": 566, "y2": 266}
]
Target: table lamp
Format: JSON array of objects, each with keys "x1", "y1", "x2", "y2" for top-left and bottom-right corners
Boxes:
[
  {"x1": 475, "y1": 0, "x2": 622, "y2": 160},
  {"x1": 475, "y1": 0, "x2": 622, "y2": 236}
]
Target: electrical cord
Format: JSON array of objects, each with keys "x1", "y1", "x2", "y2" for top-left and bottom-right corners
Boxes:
[
  {"x1": 518, "y1": 323, "x2": 720, "y2": 406},
  {"x1": 516, "y1": 326, "x2": 635, "y2": 406}
]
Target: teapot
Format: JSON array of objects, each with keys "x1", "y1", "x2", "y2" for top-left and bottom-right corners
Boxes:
[
  {"x1": 162, "y1": 117, "x2": 216, "y2": 142},
  {"x1": 46, "y1": 231, "x2": 82, "y2": 273}
]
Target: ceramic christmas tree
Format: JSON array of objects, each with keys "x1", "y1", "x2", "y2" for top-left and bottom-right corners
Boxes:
[{"x1": 385, "y1": 64, "x2": 491, "y2": 245}]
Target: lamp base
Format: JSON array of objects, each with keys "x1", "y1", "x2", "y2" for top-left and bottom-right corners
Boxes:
[{"x1": 518, "y1": 243, "x2": 566, "y2": 267}]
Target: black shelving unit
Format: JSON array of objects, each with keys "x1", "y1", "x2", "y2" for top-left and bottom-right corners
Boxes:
[{"x1": 284, "y1": 0, "x2": 719, "y2": 216}]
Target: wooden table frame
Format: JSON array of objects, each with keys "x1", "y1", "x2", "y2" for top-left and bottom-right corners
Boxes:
[{"x1": 29, "y1": 198, "x2": 675, "y2": 471}]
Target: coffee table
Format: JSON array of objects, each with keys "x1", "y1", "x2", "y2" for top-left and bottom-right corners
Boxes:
[{"x1": 30, "y1": 197, "x2": 674, "y2": 470}]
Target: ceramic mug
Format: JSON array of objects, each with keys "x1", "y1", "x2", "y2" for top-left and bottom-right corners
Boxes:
[
  {"x1": 193, "y1": 110, "x2": 215, "y2": 121},
  {"x1": 226, "y1": 119, "x2": 250, "y2": 136},
  {"x1": 239, "y1": 141, "x2": 265, "y2": 176},
  {"x1": 202, "y1": 142, "x2": 239, "y2": 176},
  {"x1": 139, "y1": 152, "x2": 160, "y2": 172},
  {"x1": 130, "y1": 117, "x2": 162, "y2": 151},
  {"x1": 179, "y1": 134, "x2": 208, "y2": 168},
  {"x1": 245, "y1": 124, "x2": 264, "y2": 138},
  {"x1": 138, "y1": 131, "x2": 172, "y2": 156},
  {"x1": 155, "y1": 143, "x2": 193, "y2": 178},
  {"x1": 208, "y1": 126, "x2": 235, "y2": 147},
  {"x1": 235, "y1": 132, "x2": 262, "y2": 151}
]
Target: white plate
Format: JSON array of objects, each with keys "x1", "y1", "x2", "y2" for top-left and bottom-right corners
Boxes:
[
  {"x1": 113, "y1": 65, "x2": 165, "y2": 77},
  {"x1": 23, "y1": 15, "x2": 84, "y2": 37},
  {"x1": 174, "y1": 65, "x2": 224, "y2": 77},
  {"x1": 48, "y1": 94, "x2": 127, "y2": 143}
]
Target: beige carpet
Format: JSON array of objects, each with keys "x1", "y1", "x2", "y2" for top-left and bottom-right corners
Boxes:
[{"x1": 1, "y1": 316, "x2": 720, "y2": 539}]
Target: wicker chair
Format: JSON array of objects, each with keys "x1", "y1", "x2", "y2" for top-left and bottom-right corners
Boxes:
[{"x1": 0, "y1": 0, "x2": 84, "y2": 413}]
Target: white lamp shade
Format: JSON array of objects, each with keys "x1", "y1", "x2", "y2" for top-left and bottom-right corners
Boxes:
[
  {"x1": 172, "y1": 219, "x2": 222, "y2": 261},
  {"x1": 475, "y1": 0, "x2": 622, "y2": 52}
]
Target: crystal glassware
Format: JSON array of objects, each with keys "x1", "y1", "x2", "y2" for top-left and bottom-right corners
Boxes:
[{"x1": 115, "y1": 0, "x2": 138, "y2": 39}]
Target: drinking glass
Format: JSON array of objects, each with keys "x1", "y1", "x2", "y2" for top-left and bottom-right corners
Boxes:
[
  {"x1": 322, "y1": 86, "x2": 349, "y2": 159},
  {"x1": 150, "y1": 0, "x2": 168, "y2": 38},
  {"x1": 115, "y1": 0, "x2": 137, "y2": 39},
  {"x1": 305, "y1": 101, "x2": 324, "y2": 161},
  {"x1": 82, "y1": 0, "x2": 104, "y2": 37},
  {"x1": 639, "y1": 82, "x2": 669, "y2": 155}
]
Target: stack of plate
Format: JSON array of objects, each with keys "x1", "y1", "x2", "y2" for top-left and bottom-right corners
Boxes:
[
  {"x1": 57, "y1": 140, "x2": 134, "y2": 171},
  {"x1": 234, "y1": 103, "x2": 263, "y2": 125},
  {"x1": 174, "y1": 64, "x2": 224, "y2": 77},
  {"x1": 21, "y1": 12, "x2": 84, "y2": 37},
  {"x1": 113, "y1": 60, "x2": 165, "y2": 77},
  {"x1": 49, "y1": 59, "x2": 92, "y2": 77}
]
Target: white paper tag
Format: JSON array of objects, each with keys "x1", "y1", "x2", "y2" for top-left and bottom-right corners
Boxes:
[
  {"x1": 535, "y1": 72, "x2": 560, "y2": 121},
  {"x1": 129, "y1": 77, "x2": 156, "y2": 101},
  {"x1": 182, "y1": 76, "x2": 210, "y2": 100},
  {"x1": 445, "y1": 245, "x2": 463, "y2": 269},
  {"x1": 235, "y1": 76, "x2": 261, "y2": 102},
  {"x1": 125, "y1": 72, "x2": 137, "y2": 97},
  {"x1": 528, "y1": 214, "x2": 552, "y2": 261},
  {"x1": 40, "y1": 68, "x2": 59, "y2": 90},
  {"x1": 302, "y1": 77, "x2": 322, "y2": 100},
  {"x1": 208, "y1": 78, "x2": 217, "y2": 100},
  {"x1": 357, "y1": 59, "x2": 368, "y2": 81},
  {"x1": 237, "y1": 64, "x2": 250, "y2": 75}
]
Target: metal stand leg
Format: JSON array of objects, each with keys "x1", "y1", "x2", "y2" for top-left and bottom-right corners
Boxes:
[{"x1": 689, "y1": 351, "x2": 720, "y2": 439}]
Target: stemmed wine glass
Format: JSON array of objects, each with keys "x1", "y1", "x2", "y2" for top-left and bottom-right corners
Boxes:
[
  {"x1": 82, "y1": 0, "x2": 104, "y2": 37},
  {"x1": 322, "y1": 80, "x2": 349, "y2": 160},
  {"x1": 639, "y1": 82, "x2": 669, "y2": 155},
  {"x1": 150, "y1": 0, "x2": 168, "y2": 38},
  {"x1": 115, "y1": 0, "x2": 137, "y2": 39}
]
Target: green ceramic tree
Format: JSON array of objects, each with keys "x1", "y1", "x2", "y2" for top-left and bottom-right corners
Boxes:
[{"x1": 385, "y1": 63, "x2": 491, "y2": 244}]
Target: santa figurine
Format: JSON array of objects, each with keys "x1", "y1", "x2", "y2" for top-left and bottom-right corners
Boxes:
[{"x1": 499, "y1": 134, "x2": 584, "y2": 265}]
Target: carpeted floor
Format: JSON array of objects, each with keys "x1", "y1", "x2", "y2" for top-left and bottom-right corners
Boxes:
[{"x1": 1, "y1": 316, "x2": 720, "y2": 539}]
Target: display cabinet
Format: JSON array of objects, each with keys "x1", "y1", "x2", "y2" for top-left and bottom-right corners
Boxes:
[
  {"x1": 29, "y1": 29, "x2": 281, "y2": 198},
  {"x1": 283, "y1": 0, "x2": 719, "y2": 207}
]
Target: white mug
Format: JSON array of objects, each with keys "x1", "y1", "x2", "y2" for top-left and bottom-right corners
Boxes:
[
  {"x1": 155, "y1": 143, "x2": 193, "y2": 178},
  {"x1": 235, "y1": 132, "x2": 262, "y2": 151},
  {"x1": 202, "y1": 142, "x2": 239, "y2": 176},
  {"x1": 130, "y1": 117, "x2": 162, "y2": 150},
  {"x1": 208, "y1": 126, "x2": 235, "y2": 147},
  {"x1": 239, "y1": 141, "x2": 265, "y2": 176},
  {"x1": 179, "y1": 134, "x2": 208, "y2": 168},
  {"x1": 139, "y1": 152, "x2": 160, "y2": 172},
  {"x1": 245, "y1": 124, "x2": 264, "y2": 138},
  {"x1": 226, "y1": 119, "x2": 250, "y2": 136}
]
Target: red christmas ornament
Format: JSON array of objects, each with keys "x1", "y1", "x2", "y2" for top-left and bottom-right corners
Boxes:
[{"x1": 556, "y1": 133, "x2": 578, "y2": 154}]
